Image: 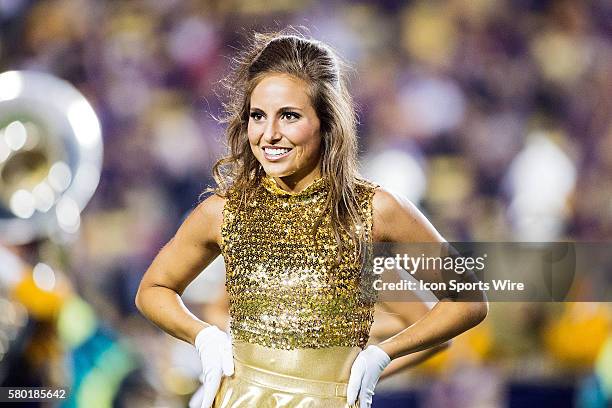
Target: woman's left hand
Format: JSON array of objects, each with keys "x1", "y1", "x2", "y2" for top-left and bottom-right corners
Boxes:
[{"x1": 346, "y1": 345, "x2": 391, "y2": 408}]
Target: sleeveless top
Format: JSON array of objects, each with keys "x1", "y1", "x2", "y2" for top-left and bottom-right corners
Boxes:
[{"x1": 220, "y1": 175, "x2": 379, "y2": 350}]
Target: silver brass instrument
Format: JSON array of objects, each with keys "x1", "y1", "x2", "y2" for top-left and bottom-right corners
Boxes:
[{"x1": 0, "y1": 70, "x2": 103, "y2": 244}]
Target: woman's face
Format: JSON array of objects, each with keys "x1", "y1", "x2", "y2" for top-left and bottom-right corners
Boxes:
[{"x1": 247, "y1": 73, "x2": 322, "y2": 192}]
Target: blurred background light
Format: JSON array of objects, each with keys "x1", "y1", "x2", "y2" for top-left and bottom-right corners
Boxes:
[
  {"x1": 166, "y1": 17, "x2": 217, "y2": 67},
  {"x1": 401, "y1": 2, "x2": 456, "y2": 68},
  {"x1": 505, "y1": 132, "x2": 577, "y2": 240},
  {"x1": 0, "y1": 71, "x2": 22, "y2": 101},
  {"x1": 21, "y1": 122, "x2": 40, "y2": 150},
  {"x1": 48, "y1": 161, "x2": 72, "y2": 192},
  {"x1": 32, "y1": 181, "x2": 55, "y2": 212},
  {"x1": 55, "y1": 196, "x2": 81, "y2": 233},
  {"x1": 32, "y1": 262, "x2": 56, "y2": 292},
  {"x1": 398, "y1": 75, "x2": 466, "y2": 138},
  {"x1": 595, "y1": 335, "x2": 612, "y2": 398},
  {"x1": 4, "y1": 120, "x2": 27, "y2": 150},
  {"x1": 57, "y1": 296, "x2": 97, "y2": 348},
  {"x1": 362, "y1": 149, "x2": 427, "y2": 203},
  {"x1": 0, "y1": 245, "x2": 25, "y2": 287},
  {"x1": 0, "y1": 132, "x2": 10, "y2": 162},
  {"x1": 67, "y1": 99, "x2": 101, "y2": 149},
  {"x1": 9, "y1": 189, "x2": 35, "y2": 218}
]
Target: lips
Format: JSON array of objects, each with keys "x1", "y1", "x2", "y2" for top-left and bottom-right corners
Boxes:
[{"x1": 262, "y1": 146, "x2": 293, "y2": 161}]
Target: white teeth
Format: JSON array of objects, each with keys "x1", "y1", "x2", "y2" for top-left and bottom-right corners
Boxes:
[{"x1": 264, "y1": 147, "x2": 291, "y2": 156}]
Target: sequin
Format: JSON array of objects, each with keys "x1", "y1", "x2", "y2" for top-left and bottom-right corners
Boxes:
[{"x1": 220, "y1": 175, "x2": 378, "y2": 350}]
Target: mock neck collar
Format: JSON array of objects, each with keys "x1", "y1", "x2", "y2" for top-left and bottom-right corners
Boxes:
[{"x1": 261, "y1": 174, "x2": 328, "y2": 197}]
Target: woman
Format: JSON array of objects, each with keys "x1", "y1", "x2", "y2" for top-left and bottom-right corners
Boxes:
[{"x1": 135, "y1": 30, "x2": 488, "y2": 408}]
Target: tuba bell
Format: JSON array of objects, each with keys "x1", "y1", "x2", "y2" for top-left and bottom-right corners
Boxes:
[{"x1": 0, "y1": 70, "x2": 103, "y2": 244}]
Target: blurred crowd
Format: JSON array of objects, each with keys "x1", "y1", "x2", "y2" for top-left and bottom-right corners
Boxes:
[{"x1": 0, "y1": 0, "x2": 611, "y2": 407}]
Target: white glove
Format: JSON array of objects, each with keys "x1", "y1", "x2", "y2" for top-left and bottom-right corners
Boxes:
[
  {"x1": 188, "y1": 326, "x2": 234, "y2": 408},
  {"x1": 346, "y1": 345, "x2": 391, "y2": 408}
]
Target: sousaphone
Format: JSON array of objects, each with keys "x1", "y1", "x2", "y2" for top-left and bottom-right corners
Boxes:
[{"x1": 0, "y1": 70, "x2": 103, "y2": 244}]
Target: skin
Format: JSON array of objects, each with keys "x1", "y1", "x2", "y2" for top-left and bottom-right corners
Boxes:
[
  {"x1": 135, "y1": 72, "x2": 488, "y2": 373},
  {"x1": 248, "y1": 73, "x2": 323, "y2": 193}
]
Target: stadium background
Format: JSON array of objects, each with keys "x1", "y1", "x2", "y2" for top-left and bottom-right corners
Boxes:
[{"x1": 0, "y1": 0, "x2": 610, "y2": 407}]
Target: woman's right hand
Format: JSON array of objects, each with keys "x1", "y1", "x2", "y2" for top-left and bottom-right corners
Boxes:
[{"x1": 189, "y1": 326, "x2": 235, "y2": 408}]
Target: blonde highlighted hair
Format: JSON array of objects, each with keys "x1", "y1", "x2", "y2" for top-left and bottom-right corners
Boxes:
[{"x1": 207, "y1": 28, "x2": 370, "y2": 263}]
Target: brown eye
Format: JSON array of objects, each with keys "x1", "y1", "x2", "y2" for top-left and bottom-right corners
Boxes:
[
  {"x1": 250, "y1": 112, "x2": 263, "y2": 121},
  {"x1": 281, "y1": 112, "x2": 300, "y2": 120}
]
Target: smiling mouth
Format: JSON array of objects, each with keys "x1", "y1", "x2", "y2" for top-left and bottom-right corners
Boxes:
[{"x1": 262, "y1": 147, "x2": 293, "y2": 160}]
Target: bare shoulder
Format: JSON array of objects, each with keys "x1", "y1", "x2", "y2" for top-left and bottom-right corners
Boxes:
[
  {"x1": 372, "y1": 186, "x2": 444, "y2": 243},
  {"x1": 195, "y1": 193, "x2": 226, "y2": 220},
  {"x1": 182, "y1": 193, "x2": 226, "y2": 249}
]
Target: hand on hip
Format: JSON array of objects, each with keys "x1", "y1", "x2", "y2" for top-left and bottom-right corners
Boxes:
[
  {"x1": 189, "y1": 326, "x2": 234, "y2": 408},
  {"x1": 346, "y1": 345, "x2": 391, "y2": 408}
]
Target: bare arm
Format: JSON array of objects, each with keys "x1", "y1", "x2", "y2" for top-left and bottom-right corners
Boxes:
[
  {"x1": 372, "y1": 187, "x2": 488, "y2": 360},
  {"x1": 375, "y1": 301, "x2": 451, "y2": 380},
  {"x1": 135, "y1": 194, "x2": 225, "y2": 345}
]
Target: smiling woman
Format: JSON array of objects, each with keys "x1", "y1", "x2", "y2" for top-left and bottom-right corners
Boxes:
[
  {"x1": 247, "y1": 73, "x2": 322, "y2": 191},
  {"x1": 135, "y1": 29, "x2": 488, "y2": 408}
]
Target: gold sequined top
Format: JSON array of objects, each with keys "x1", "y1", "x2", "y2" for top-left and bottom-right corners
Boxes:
[{"x1": 220, "y1": 175, "x2": 379, "y2": 350}]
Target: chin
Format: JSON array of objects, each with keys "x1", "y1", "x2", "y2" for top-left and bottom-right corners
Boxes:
[
  {"x1": 261, "y1": 164, "x2": 295, "y2": 178},
  {"x1": 263, "y1": 169, "x2": 294, "y2": 178}
]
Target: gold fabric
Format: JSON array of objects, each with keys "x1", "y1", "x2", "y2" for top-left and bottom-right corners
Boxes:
[
  {"x1": 220, "y1": 175, "x2": 379, "y2": 350},
  {"x1": 213, "y1": 340, "x2": 360, "y2": 407}
]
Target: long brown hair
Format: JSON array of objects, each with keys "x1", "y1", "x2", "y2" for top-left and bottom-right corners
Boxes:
[{"x1": 207, "y1": 28, "x2": 369, "y2": 263}]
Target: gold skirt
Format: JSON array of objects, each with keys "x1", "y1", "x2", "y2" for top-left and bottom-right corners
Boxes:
[{"x1": 212, "y1": 340, "x2": 362, "y2": 407}]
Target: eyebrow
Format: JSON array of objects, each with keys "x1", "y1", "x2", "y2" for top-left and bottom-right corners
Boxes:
[{"x1": 250, "y1": 106, "x2": 303, "y2": 112}]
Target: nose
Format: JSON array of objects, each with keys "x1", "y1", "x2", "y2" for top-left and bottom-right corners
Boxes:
[{"x1": 263, "y1": 118, "x2": 282, "y2": 143}]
